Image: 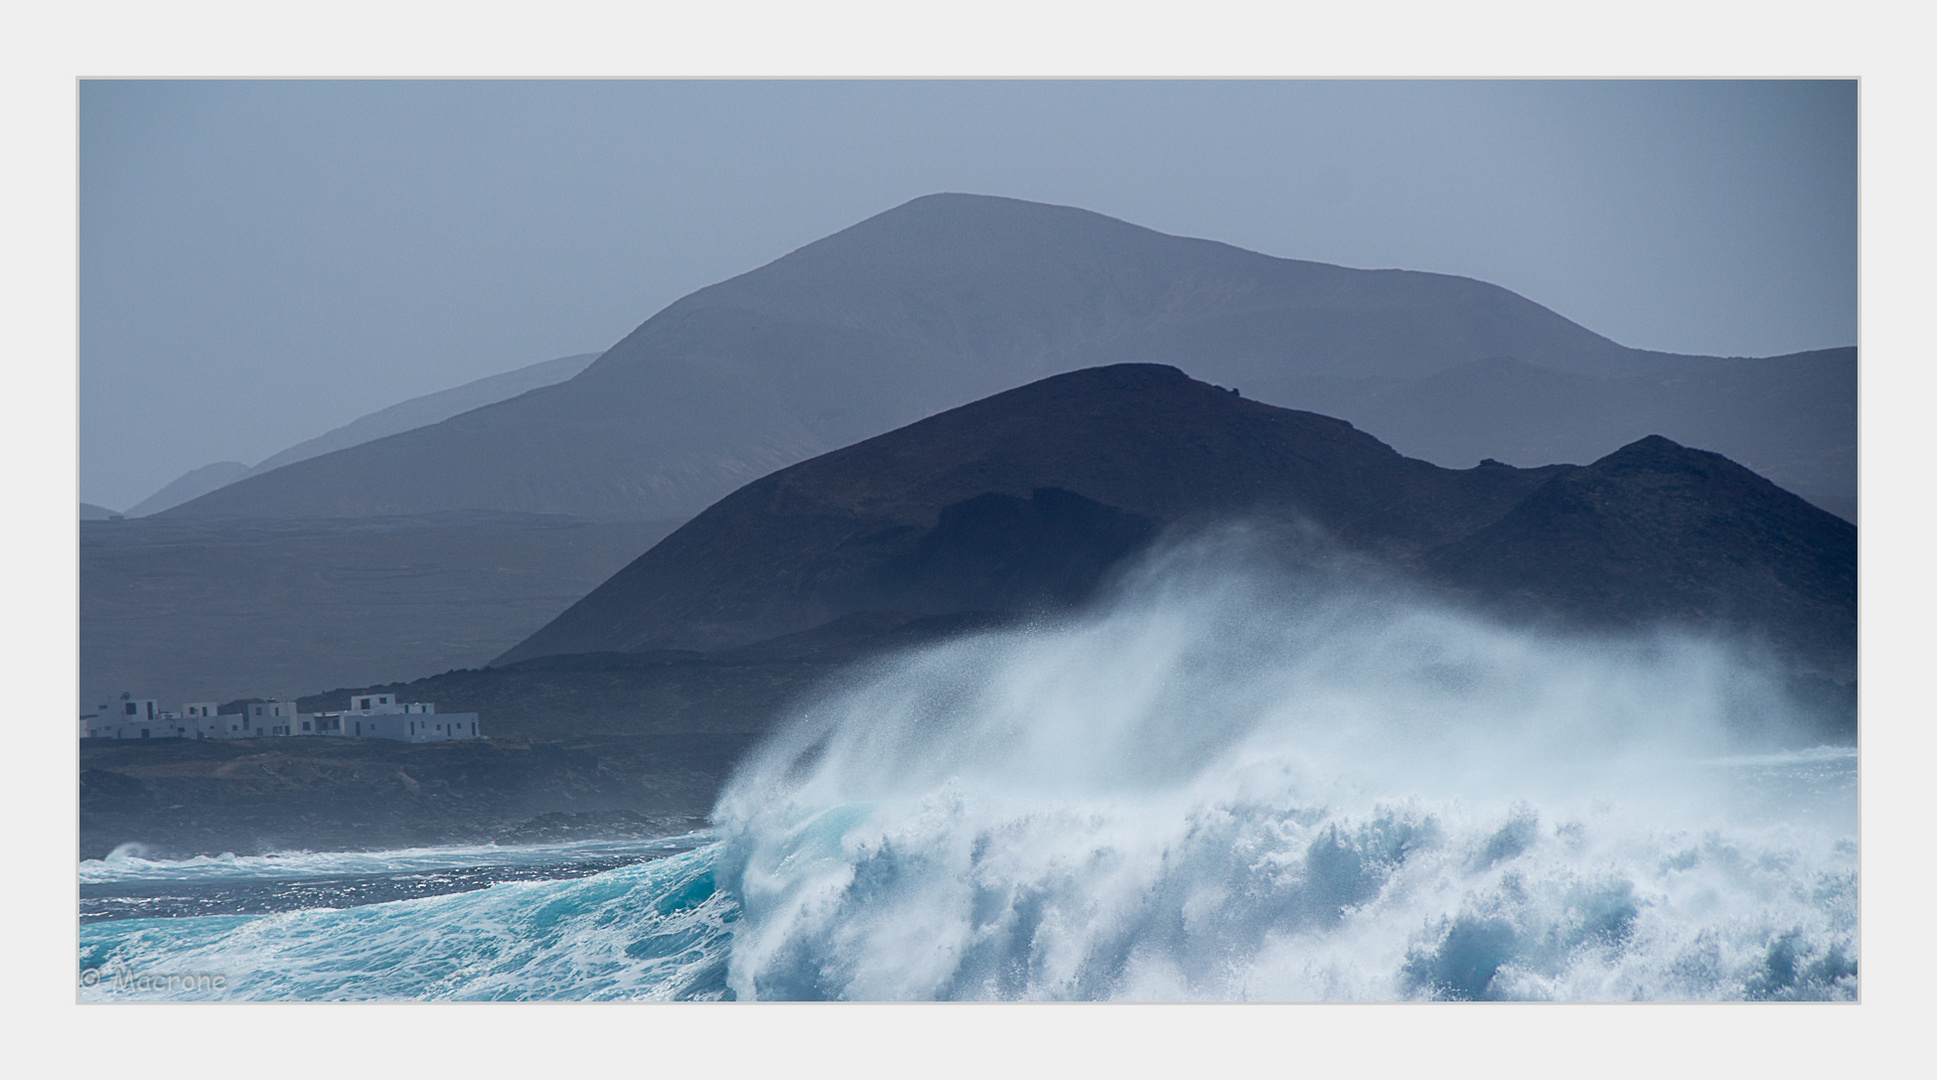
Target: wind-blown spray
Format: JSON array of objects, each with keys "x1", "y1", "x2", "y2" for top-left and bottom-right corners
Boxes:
[{"x1": 710, "y1": 526, "x2": 1856, "y2": 1000}]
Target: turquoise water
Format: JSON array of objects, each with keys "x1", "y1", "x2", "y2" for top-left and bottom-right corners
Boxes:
[
  {"x1": 81, "y1": 840, "x2": 739, "y2": 1000},
  {"x1": 77, "y1": 746, "x2": 1855, "y2": 1001}
]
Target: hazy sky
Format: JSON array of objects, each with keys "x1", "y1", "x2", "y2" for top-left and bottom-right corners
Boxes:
[{"x1": 79, "y1": 79, "x2": 1856, "y2": 510}]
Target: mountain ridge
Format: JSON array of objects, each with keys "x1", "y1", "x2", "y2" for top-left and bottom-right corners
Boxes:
[{"x1": 158, "y1": 193, "x2": 1854, "y2": 524}]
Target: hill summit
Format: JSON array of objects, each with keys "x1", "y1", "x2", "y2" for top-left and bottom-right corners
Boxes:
[
  {"x1": 497, "y1": 364, "x2": 1854, "y2": 687},
  {"x1": 160, "y1": 193, "x2": 1854, "y2": 523}
]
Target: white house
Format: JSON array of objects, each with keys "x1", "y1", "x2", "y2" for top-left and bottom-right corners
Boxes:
[
  {"x1": 82, "y1": 694, "x2": 481, "y2": 742},
  {"x1": 321, "y1": 693, "x2": 481, "y2": 743},
  {"x1": 239, "y1": 700, "x2": 303, "y2": 737},
  {"x1": 81, "y1": 697, "x2": 199, "y2": 740},
  {"x1": 111, "y1": 698, "x2": 159, "y2": 723}
]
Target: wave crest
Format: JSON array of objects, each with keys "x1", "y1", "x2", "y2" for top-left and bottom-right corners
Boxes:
[{"x1": 711, "y1": 531, "x2": 1856, "y2": 1000}]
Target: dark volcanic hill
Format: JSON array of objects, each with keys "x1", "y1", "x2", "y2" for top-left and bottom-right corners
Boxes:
[
  {"x1": 496, "y1": 365, "x2": 1854, "y2": 689},
  {"x1": 160, "y1": 193, "x2": 1855, "y2": 524},
  {"x1": 1423, "y1": 435, "x2": 1857, "y2": 679},
  {"x1": 494, "y1": 364, "x2": 1561, "y2": 660},
  {"x1": 1260, "y1": 349, "x2": 1856, "y2": 522}
]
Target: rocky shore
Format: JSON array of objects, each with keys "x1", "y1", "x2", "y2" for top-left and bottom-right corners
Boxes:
[{"x1": 78, "y1": 733, "x2": 746, "y2": 859}]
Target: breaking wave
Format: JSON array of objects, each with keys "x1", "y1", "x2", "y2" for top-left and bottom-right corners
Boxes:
[
  {"x1": 712, "y1": 531, "x2": 1857, "y2": 1000},
  {"x1": 79, "y1": 529, "x2": 1856, "y2": 1000}
]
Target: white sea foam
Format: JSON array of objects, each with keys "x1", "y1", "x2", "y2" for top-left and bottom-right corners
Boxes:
[
  {"x1": 80, "y1": 834, "x2": 710, "y2": 886},
  {"x1": 708, "y1": 528, "x2": 1857, "y2": 1000}
]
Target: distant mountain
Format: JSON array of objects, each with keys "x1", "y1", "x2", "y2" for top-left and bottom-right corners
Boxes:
[
  {"x1": 497, "y1": 365, "x2": 1853, "y2": 690},
  {"x1": 125, "y1": 462, "x2": 252, "y2": 518},
  {"x1": 80, "y1": 502, "x2": 118, "y2": 520},
  {"x1": 160, "y1": 194, "x2": 1855, "y2": 524},
  {"x1": 250, "y1": 352, "x2": 600, "y2": 474},
  {"x1": 124, "y1": 352, "x2": 599, "y2": 517}
]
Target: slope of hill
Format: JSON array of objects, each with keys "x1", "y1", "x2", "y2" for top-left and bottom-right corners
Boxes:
[
  {"x1": 122, "y1": 352, "x2": 600, "y2": 517},
  {"x1": 1257, "y1": 349, "x2": 1857, "y2": 521},
  {"x1": 1423, "y1": 434, "x2": 1856, "y2": 678},
  {"x1": 125, "y1": 462, "x2": 252, "y2": 518},
  {"x1": 160, "y1": 194, "x2": 1854, "y2": 524},
  {"x1": 495, "y1": 364, "x2": 1559, "y2": 660},
  {"x1": 498, "y1": 365, "x2": 1853, "y2": 690},
  {"x1": 251, "y1": 352, "x2": 601, "y2": 474}
]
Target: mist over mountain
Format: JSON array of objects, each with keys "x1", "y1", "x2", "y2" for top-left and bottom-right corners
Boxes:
[
  {"x1": 159, "y1": 194, "x2": 1854, "y2": 524},
  {"x1": 498, "y1": 365, "x2": 1854, "y2": 692}
]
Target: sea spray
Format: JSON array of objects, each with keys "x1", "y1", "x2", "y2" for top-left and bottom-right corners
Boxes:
[{"x1": 709, "y1": 528, "x2": 1856, "y2": 1000}]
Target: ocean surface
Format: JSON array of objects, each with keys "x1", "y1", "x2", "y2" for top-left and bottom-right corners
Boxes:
[
  {"x1": 76, "y1": 747, "x2": 1856, "y2": 1002},
  {"x1": 79, "y1": 541, "x2": 1860, "y2": 1001}
]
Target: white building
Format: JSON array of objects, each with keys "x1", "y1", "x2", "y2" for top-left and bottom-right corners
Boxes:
[
  {"x1": 320, "y1": 693, "x2": 481, "y2": 743},
  {"x1": 81, "y1": 693, "x2": 480, "y2": 743},
  {"x1": 107, "y1": 698, "x2": 159, "y2": 724},
  {"x1": 81, "y1": 697, "x2": 201, "y2": 740},
  {"x1": 241, "y1": 700, "x2": 303, "y2": 737}
]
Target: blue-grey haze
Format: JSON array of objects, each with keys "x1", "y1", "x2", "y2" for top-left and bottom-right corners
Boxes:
[{"x1": 80, "y1": 80, "x2": 1855, "y2": 511}]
